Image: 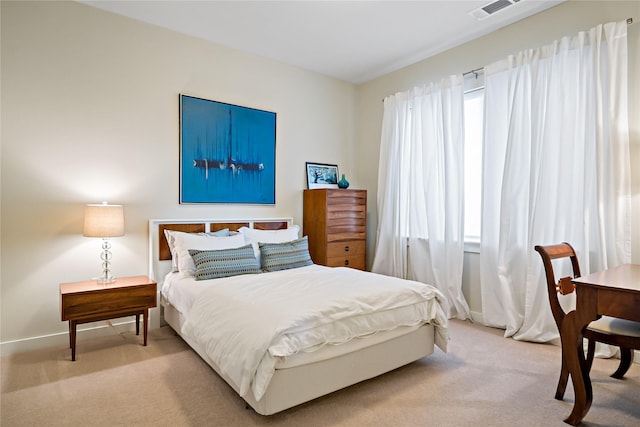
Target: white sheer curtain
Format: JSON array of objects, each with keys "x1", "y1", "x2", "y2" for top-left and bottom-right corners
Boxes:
[
  {"x1": 373, "y1": 76, "x2": 470, "y2": 320},
  {"x1": 480, "y1": 21, "x2": 631, "y2": 343}
]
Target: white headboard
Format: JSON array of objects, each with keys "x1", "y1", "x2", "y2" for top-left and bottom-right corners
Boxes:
[{"x1": 148, "y1": 217, "x2": 293, "y2": 284}]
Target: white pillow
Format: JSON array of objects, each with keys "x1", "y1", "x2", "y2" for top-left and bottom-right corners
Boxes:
[
  {"x1": 238, "y1": 225, "x2": 300, "y2": 257},
  {"x1": 164, "y1": 229, "x2": 181, "y2": 272},
  {"x1": 164, "y1": 229, "x2": 229, "y2": 272},
  {"x1": 171, "y1": 231, "x2": 246, "y2": 276}
]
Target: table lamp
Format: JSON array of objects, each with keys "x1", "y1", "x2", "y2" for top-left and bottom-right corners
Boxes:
[{"x1": 83, "y1": 202, "x2": 124, "y2": 283}]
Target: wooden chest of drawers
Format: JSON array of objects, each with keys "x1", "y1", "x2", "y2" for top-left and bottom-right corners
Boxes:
[{"x1": 303, "y1": 189, "x2": 367, "y2": 270}]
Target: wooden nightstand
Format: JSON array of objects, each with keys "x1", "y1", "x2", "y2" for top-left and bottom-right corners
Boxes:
[{"x1": 60, "y1": 275, "x2": 157, "y2": 361}]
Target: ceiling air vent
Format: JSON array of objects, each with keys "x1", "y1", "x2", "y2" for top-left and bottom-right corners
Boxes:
[{"x1": 469, "y1": 0, "x2": 521, "y2": 21}]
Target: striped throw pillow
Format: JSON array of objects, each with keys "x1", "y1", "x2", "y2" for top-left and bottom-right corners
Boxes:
[
  {"x1": 189, "y1": 244, "x2": 261, "y2": 280},
  {"x1": 259, "y1": 236, "x2": 313, "y2": 272}
]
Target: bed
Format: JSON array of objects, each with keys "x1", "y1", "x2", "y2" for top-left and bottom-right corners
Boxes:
[{"x1": 148, "y1": 218, "x2": 448, "y2": 415}]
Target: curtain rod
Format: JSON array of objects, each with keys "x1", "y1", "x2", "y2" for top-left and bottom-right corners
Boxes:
[
  {"x1": 382, "y1": 68, "x2": 483, "y2": 101},
  {"x1": 383, "y1": 19, "x2": 633, "y2": 102},
  {"x1": 458, "y1": 18, "x2": 633, "y2": 79},
  {"x1": 460, "y1": 18, "x2": 632, "y2": 79},
  {"x1": 463, "y1": 67, "x2": 484, "y2": 78}
]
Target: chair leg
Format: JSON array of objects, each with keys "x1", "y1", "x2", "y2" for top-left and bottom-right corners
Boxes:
[
  {"x1": 611, "y1": 347, "x2": 634, "y2": 379},
  {"x1": 585, "y1": 339, "x2": 596, "y2": 373},
  {"x1": 556, "y1": 339, "x2": 595, "y2": 401},
  {"x1": 555, "y1": 364, "x2": 569, "y2": 401},
  {"x1": 555, "y1": 343, "x2": 571, "y2": 400}
]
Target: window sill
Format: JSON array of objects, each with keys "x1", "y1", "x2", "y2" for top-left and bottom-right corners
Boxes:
[{"x1": 464, "y1": 239, "x2": 480, "y2": 254}]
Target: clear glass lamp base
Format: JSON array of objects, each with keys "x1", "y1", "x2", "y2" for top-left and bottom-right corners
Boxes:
[
  {"x1": 96, "y1": 275, "x2": 116, "y2": 284},
  {"x1": 96, "y1": 239, "x2": 116, "y2": 284}
]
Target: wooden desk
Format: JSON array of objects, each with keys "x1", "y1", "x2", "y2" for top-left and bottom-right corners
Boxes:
[
  {"x1": 60, "y1": 276, "x2": 157, "y2": 361},
  {"x1": 564, "y1": 264, "x2": 640, "y2": 425}
]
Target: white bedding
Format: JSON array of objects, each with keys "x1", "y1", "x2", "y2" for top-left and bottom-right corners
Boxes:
[{"x1": 166, "y1": 264, "x2": 448, "y2": 402}]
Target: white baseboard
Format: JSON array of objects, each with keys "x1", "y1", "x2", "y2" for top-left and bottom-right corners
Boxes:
[
  {"x1": 463, "y1": 311, "x2": 639, "y2": 364},
  {"x1": 1, "y1": 305, "x2": 162, "y2": 357},
  {"x1": 469, "y1": 310, "x2": 484, "y2": 324},
  {"x1": 1, "y1": 319, "x2": 141, "y2": 357}
]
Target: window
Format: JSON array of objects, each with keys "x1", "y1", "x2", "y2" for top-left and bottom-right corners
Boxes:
[{"x1": 463, "y1": 88, "x2": 484, "y2": 242}]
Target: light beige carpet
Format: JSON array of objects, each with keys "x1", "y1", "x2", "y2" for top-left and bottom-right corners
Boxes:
[{"x1": 1, "y1": 319, "x2": 638, "y2": 426}]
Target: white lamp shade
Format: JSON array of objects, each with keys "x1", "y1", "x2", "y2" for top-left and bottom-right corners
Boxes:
[{"x1": 83, "y1": 204, "x2": 125, "y2": 237}]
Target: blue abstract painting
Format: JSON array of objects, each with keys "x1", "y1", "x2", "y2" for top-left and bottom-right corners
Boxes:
[{"x1": 180, "y1": 95, "x2": 276, "y2": 204}]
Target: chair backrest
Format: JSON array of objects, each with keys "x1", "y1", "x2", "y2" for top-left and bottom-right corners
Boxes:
[{"x1": 534, "y1": 243, "x2": 582, "y2": 330}]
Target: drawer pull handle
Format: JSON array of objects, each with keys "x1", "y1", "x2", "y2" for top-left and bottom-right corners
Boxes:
[
  {"x1": 344, "y1": 260, "x2": 350, "y2": 266},
  {"x1": 344, "y1": 245, "x2": 350, "y2": 252}
]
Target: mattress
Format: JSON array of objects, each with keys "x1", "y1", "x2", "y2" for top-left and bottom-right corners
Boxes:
[{"x1": 162, "y1": 264, "x2": 448, "y2": 404}]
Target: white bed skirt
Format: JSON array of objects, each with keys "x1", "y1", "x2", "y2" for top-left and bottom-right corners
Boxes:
[{"x1": 162, "y1": 300, "x2": 436, "y2": 415}]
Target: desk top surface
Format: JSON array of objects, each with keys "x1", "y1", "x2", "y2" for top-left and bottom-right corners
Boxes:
[{"x1": 572, "y1": 264, "x2": 640, "y2": 292}]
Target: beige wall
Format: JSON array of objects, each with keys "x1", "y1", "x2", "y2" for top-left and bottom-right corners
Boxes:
[
  {"x1": 2, "y1": 0, "x2": 638, "y2": 354},
  {"x1": 0, "y1": 1, "x2": 356, "y2": 353},
  {"x1": 356, "y1": 0, "x2": 640, "y2": 319}
]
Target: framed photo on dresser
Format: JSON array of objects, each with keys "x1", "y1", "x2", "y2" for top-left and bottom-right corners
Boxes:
[{"x1": 306, "y1": 162, "x2": 339, "y2": 189}]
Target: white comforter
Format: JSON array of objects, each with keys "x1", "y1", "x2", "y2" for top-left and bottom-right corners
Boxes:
[{"x1": 179, "y1": 264, "x2": 448, "y2": 401}]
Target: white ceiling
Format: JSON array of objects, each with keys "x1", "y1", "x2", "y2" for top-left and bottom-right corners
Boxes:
[{"x1": 81, "y1": 0, "x2": 565, "y2": 84}]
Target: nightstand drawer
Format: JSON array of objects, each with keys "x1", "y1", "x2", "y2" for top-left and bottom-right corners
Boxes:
[{"x1": 62, "y1": 285, "x2": 156, "y2": 321}]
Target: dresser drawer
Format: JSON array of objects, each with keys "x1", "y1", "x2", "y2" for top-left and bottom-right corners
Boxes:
[
  {"x1": 327, "y1": 232, "x2": 366, "y2": 242},
  {"x1": 326, "y1": 189, "x2": 367, "y2": 204},
  {"x1": 327, "y1": 240, "x2": 366, "y2": 270},
  {"x1": 327, "y1": 240, "x2": 366, "y2": 257},
  {"x1": 327, "y1": 204, "x2": 366, "y2": 216},
  {"x1": 326, "y1": 255, "x2": 366, "y2": 270},
  {"x1": 326, "y1": 217, "x2": 366, "y2": 238}
]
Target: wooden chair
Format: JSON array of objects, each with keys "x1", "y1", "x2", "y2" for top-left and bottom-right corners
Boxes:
[{"x1": 534, "y1": 242, "x2": 640, "y2": 400}]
